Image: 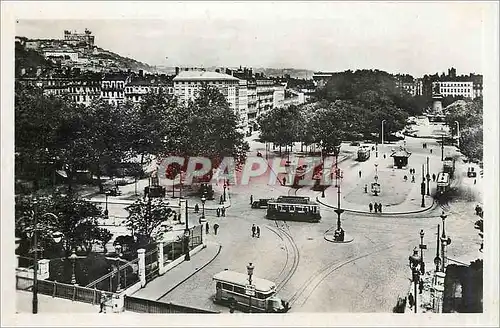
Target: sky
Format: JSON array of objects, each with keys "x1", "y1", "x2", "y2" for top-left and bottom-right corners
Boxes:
[{"x1": 12, "y1": 2, "x2": 494, "y2": 77}]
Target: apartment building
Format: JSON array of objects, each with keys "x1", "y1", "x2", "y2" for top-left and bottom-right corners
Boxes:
[{"x1": 432, "y1": 81, "x2": 475, "y2": 99}]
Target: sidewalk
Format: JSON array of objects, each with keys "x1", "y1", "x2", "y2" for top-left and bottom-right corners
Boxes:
[
  {"x1": 16, "y1": 290, "x2": 99, "y2": 314},
  {"x1": 132, "y1": 237, "x2": 222, "y2": 301}
]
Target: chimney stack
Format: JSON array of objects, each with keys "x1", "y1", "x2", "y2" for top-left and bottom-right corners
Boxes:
[{"x1": 175, "y1": 67, "x2": 180, "y2": 75}]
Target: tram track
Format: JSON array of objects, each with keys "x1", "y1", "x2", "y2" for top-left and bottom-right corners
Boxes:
[
  {"x1": 273, "y1": 220, "x2": 300, "y2": 293},
  {"x1": 287, "y1": 236, "x2": 416, "y2": 308}
]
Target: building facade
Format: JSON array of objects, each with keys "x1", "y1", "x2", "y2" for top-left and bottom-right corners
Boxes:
[{"x1": 433, "y1": 81, "x2": 475, "y2": 99}]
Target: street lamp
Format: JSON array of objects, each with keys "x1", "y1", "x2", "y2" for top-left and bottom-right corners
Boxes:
[
  {"x1": 440, "y1": 211, "x2": 451, "y2": 272},
  {"x1": 408, "y1": 248, "x2": 421, "y2": 313},
  {"x1": 381, "y1": 120, "x2": 386, "y2": 145},
  {"x1": 419, "y1": 230, "x2": 426, "y2": 274},
  {"x1": 104, "y1": 191, "x2": 110, "y2": 218},
  {"x1": 434, "y1": 224, "x2": 441, "y2": 272},
  {"x1": 334, "y1": 182, "x2": 345, "y2": 242},
  {"x1": 421, "y1": 164, "x2": 425, "y2": 207},
  {"x1": 334, "y1": 145, "x2": 341, "y2": 188},
  {"x1": 69, "y1": 249, "x2": 78, "y2": 285},
  {"x1": 426, "y1": 157, "x2": 430, "y2": 196},
  {"x1": 201, "y1": 194, "x2": 206, "y2": 220},
  {"x1": 184, "y1": 199, "x2": 191, "y2": 261},
  {"x1": 247, "y1": 262, "x2": 255, "y2": 313},
  {"x1": 223, "y1": 184, "x2": 227, "y2": 203}
]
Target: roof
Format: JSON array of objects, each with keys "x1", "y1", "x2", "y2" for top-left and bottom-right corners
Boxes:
[
  {"x1": 391, "y1": 147, "x2": 412, "y2": 158},
  {"x1": 173, "y1": 70, "x2": 239, "y2": 82},
  {"x1": 212, "y1": 270, "x2": 276, "y2": 293}
]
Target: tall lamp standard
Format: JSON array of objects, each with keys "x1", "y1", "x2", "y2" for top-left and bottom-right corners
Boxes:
[
  {"x1": 419, "y1": 230, "x2": 426, "y2": 274},
  {"x1": 223, "y1": 183, "x2": 227, "y2": 203},
  {"x1": 426, "y1": 157, "x2": 431, "y2": 196},
  {"x1": 184, "y1": 199, "x2": 190, "y2": 261},
  {"x1": 433, "y1": 224, "x2": 441, "y2": 272},
  {"x1": 381, "y1": 120, "x2": 386, "y2": 145},
  {"x1": 201, "y1": 194, "x2": 206, "y2": 220},
  {"x1": 408, "y1": 248, "x2": 422, "y2": 313},
  {"x1": 440, "y1": 211, "x2": 452, "y2": 272},
  {"x1": 334, "y1": 145, "x2": 341, "y2": 188},
  {"x1": 420, "y1": 164, "x2": 426, "y2": 207},
  {"x1": 334, "y1": 181, "x2": 345, "y2": 242},
  {"x1": 246, "y1": 262, "x2": 255, "y2": 313},
  {"x1": 22, "y1": 205, "x2": 59, "y2": 314},
  {"x1": 69, "y1": 249, "x2": 78, "y2": 285}
]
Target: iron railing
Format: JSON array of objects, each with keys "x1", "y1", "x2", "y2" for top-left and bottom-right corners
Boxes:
[{"x1": 124, "y1": 295, "x2": 219, "y2": 314}]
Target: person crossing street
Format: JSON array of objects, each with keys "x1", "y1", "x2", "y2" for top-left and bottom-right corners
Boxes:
[
  {"x1": 213, "y1": 223, "x2": 219, "y2": 235},
  {"x1": 251, "y1": 224, "x2": 256, "y2": 237}
]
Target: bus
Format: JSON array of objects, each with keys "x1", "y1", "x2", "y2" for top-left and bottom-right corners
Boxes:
[
  {"x1": 266, "y1": 196, "x2": 321, "y2": 222},
  {"x1": 436, "y1": 172, "x2": 450, "y2": 195},
  {"x1": 212, "y1": 270, "x2": 289, "y2": 313},
  {"x1": 357, "y1": 146, "x2": 371, "y2": 161}
]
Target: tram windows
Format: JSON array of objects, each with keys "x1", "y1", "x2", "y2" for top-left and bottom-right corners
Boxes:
[
  {"x1": 295, "y1": 206, "x2": 301, "y2": 213},
  {"x1": 233, "y1": 286, "x2": 245, "y2": 294},
  {"x1": 304, "y1": 207, "x2": 308, "y2": 213},
  {"x1": 216, "y1": 282, "x2": 222, "y2": 289},
  {"x1": 312, "y1": 207, "x2": 317, "y2": 213},
  {"x1": 222, "y1": 283, "x2": 233, "y2": 291},
  {"x1": 289, "y1": 206, "x2": 295, "y2": 212}
]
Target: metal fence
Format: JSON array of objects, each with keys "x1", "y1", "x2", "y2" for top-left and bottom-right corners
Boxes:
[
  {"x1": 124, "y1": 295, "x2": 219, "y2": 314},
  {"x1": 162, "y1": 225, "x2": 203, "y2": 266},
  {"x1": 190, "y1": 224, "x2": 203, "y2": 249},
  {"x1": 16, "y1": 275, "x2": 105, "y2": 305},
  {"x1": 85, "y1": 257, "x2": 140, "y2": 293}
]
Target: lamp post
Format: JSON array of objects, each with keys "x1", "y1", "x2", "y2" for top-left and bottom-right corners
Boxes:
[
  {"x1": 246, "y1": 262, "x2": 255, "y2": 313},
  {"x1": 184, "y1": 200, "x2": 190, "y2": 261},
  {"x1": 440, "y1": 211, "x2": 451, "y2": 272},
  {"x1": 334, "y1": 183, "x2": 345, "y2": 242},
  {"x1": 421, "y1": 164, "x2": 425, "y2": 207},
  {"x1": 426, "y1": 157, "x2": 430, "y2": 196},
  {"x1": 201, "y1": 194, "x2": 206, "y2": 220},
  {"x1": 419, "y1": 230, "x2": 426, "y2": 274},
  {"x1": 104, "y1": 191, "x2": 110, "y2": 218},
  {"x1": 454, "y1": 121, "x2": 460, "y2": 149},
  {"x1": 434, "y1": 224, "x2": 441, "y2": 272},
  {"x1": 69, "y1": 249, "x2": 78, "y2": 285},
  {"x1": 223, "y1": 184, "x2": 227, "y2": 203},
  {"x1": 408, "y1": 248, "x2": 422, "y2": 313},
  {"x1": 441, "y1": 134, "x2": 444, "y2": 161},
  {"x1": 381, "y1": 120, "x2": 386, "y2": 145},
  {"x1": 334, "y1": 145, "x2": 341, "y2": 188}
]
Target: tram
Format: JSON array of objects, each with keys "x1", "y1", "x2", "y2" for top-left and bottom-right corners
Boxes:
[
  {"x1": 436, "y1": 172, "x2": 450, "y2": 195},
  {"x1": 212, "y1": 270, "x2": 289, "y2": 313},
  {"x1": 443, "y1": 157, "x2": 456, "y2": 178},
  {"x1": 266, "y1": 196, "x2": 321, "y2": 222},
  {"x1": 357, "y1": 146, "x2": 371, "y2": 162}
]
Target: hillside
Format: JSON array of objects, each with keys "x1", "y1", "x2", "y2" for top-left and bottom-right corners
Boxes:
[
  {"x1": 95, "y1": 48, "x2": 155, "y2": 72},
  {"x1": 15, "y1": 42, "x2": 54, "y2": 76},
  {"x1": 253, "y1": 67, "x2": 315, "y2": 79}
]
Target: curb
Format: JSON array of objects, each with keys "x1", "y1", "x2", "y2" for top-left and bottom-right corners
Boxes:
[
  {"x1": 155, "y1": 244, "x2": 222, "y2": 301},
  {"x1": 316, "y1": 196, "x2": 437, "y2": 216}
]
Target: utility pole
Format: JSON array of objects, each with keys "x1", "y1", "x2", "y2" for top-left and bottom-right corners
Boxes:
[{"x1": 441, "y1": 134, "x2": 444, "y2": 161}]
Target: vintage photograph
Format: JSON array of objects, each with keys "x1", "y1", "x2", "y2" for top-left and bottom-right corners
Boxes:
[{"x1": 3, "y1": 1, "x2": 498, "y2": 326}]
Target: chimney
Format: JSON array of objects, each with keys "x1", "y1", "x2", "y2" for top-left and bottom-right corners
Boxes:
[{"x1": 175, "y1": 67, "x2": 180, "y2": 75}]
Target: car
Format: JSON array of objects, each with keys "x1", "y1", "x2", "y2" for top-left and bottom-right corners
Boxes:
[
  {"x1": 467, "y1": 167, "x2": 477, "y2": 178},
  {"x1": 251, "y1": 199, "x2": 272, "y2": 209}
]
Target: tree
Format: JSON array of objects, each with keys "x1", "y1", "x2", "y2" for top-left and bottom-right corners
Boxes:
[
  {"x1": 125, "y1": 198, "x2": 174, "y2": 244},
  {"x1": 15, "y1": 191, "x2": 110, "y2": 257}
]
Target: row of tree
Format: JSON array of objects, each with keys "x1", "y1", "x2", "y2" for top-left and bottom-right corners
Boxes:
[
  {"x1": 258, "y1": 69, "x2": 415, "y2": 153},
  {"x1": 15, "y1": 82, "x2": 248, "y2": 193}
]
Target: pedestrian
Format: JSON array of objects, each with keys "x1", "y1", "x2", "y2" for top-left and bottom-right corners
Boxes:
[
  {"x1": 364, "y1": 184, "x2": 368, "y2": 193},
  {"x1": 213, "y1": 223, "x2": 219, "y2": 235},
  {"x1": 404, "y1": 175, "x2": 408, "y2": 182},
  {"x1": 206, "y1": 222, "x2": 210, "y2": 234},
  {"x1": 408, "y1": 292, "x2": 415, "y2": 310},
  {"x1": 251, "y1": 224, "x2": 256, "y2": 238},
  {"x1": 194, "y1": 204, "x2": 199, "y2": 213},
  {"x1": 383, "y1": 154, "x2": 386, "y2": 159},
  {"x1": 250, "y1": 195, "x2": 253, "y2": 205},
  {"x1": 256, "y1": 226, "x2": 260, "y2": 238},
  {"x1": 378, "y1": 203, "x2": 383, "y2": 213},
  {"x1": 432, "y1": 173, "x2": 436, "y2": 182},
  {"x1": 430, "y1": 149, "x2": 433, "y2": 154},
  {"x1": 221, "y1": 207, "x2": 226, "y2": 217},
  {"x1": 369, "y1": 203, "x2": 373, "y2": 213},
  {"x1": 374, "y1": 203, "x2": 378, "y2": 213},
  {"x1": 474, "y1": 179, "x2": 476, "y2": 185},
  {"x1": 220, "y1": 195, "x2": 223, "y2": 204},
  {"x1": 173, "y1": 212, "x2": 178, "y2": 221},
  {"x1": 216, "y1": 208, "x2": 221, "y2": 217},
  {"x1": 411, "y1": 175, "x2": 415, "y2": 183},
  {"x1": 283, "y1": 176, "x2": 287, "y2": 185},
  {"x1": 99, "y1": 292, "x2": 107, "y2": 313},
  {"x1": 419, "y1": 279, "x2": 424, "y2": 294},
  {"x1": 359, "y1": 170, "x2": 362, "y2": 178}
]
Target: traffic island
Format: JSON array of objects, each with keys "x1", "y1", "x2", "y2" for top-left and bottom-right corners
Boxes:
[{"x1": 324, "y1": 230, "x2": 354, "y2": 243}]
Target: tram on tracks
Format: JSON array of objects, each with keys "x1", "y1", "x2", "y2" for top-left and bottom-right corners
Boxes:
[
  {"x1": 357, "y1": 146, "x2": 371, "y2": 162},
  {"x1": 266, "y1": 196, "x2": 321, "y2": 223},
  {"x1": 443, "y1": 156, "x2": 456, "y2": 178},
  {"x1": 436, "y1": 172, "x2": 450, "y2": 195},
  {"x1": 212, "y1": 270, "x2": 289, "y2": 313}
]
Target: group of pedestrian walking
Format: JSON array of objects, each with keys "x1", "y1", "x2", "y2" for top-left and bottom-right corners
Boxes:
[
  {"x1": 206, "y1": 221, "x2": 220, "y2": 235},
  {"x1": 251, "y1": 224, "x2": 261, "y2": 238},
  {"x1": 369, "y1": 202, "x2": 383, "y2": 213}
]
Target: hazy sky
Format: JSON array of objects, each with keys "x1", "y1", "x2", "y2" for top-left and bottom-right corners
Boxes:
[{"x1": 13, "y1": 2, "x2": 493, "y2": 77}]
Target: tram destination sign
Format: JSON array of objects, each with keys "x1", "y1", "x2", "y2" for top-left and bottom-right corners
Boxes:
[{"x1": 245, "y1": 284, "x2": 256, "y2": 296}]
